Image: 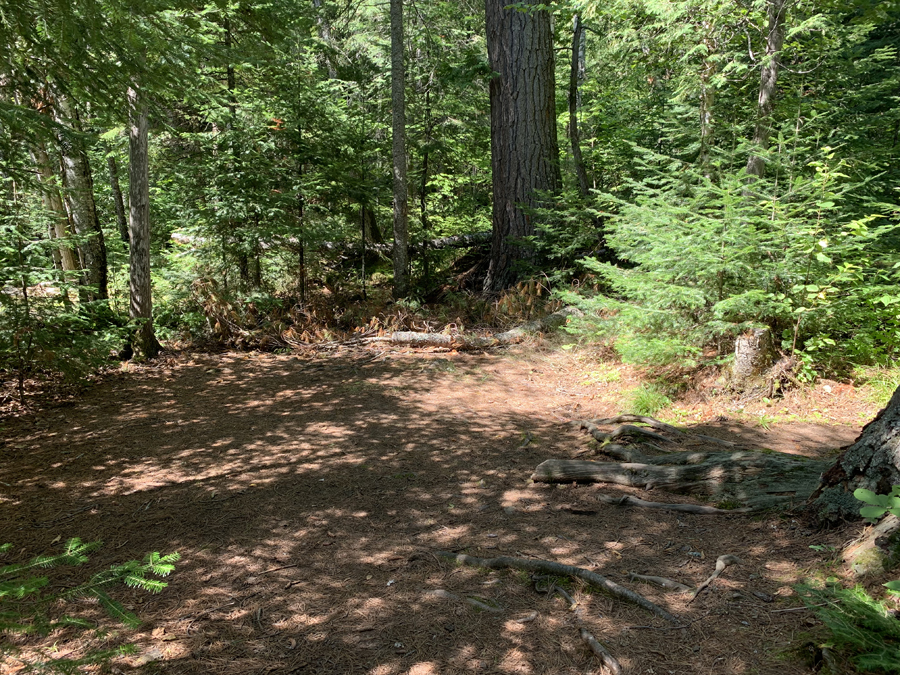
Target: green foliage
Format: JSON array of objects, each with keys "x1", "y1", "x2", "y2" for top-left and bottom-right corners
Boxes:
[
  {"x1": 855, "y1": 486, "x2": 900, "y2": 523},
  {"x1": 0, "y1": 538, "x2": 178, "y2": 673},
  {"x1": 798, "y1": 582, "x2": 900, "y2": 672},
  {"x1": 624, "y1": 384, "x2": 672, "y2": 416}
]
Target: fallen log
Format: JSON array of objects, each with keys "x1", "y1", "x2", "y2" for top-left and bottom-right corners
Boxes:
[
  {"x1": 365, "y1": 307, "x2": 583, "y2": 350},
  {"x1": 434, "y1": 551, "x2": 680, "y2": 624}
]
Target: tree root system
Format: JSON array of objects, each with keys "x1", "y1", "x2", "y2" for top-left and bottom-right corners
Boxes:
[
  {"x1": 434, "y1": 550, "x2": 680, "y2": 624},
  {"x1": 535, "y1": 416, "x2": 830, "y2": 510}
]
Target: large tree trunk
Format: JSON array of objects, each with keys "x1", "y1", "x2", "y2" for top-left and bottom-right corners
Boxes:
[
  {"x1": 128, "y1": 84, "x2": 161, "y2": 359},
  {"x1": 483, "y1": 0, "x2": 561, "y2": 292},
  {"x1": 55, "y1": 95, "x2": 108, "y2": 301},
  {"x1": 808, "y1": 385, "x2": 900, "y2": 522},
  {"x1": 745, "y1": 0, "x2": 786, "y2": 181},
  {"x1": 390, "y1": 0, "x2": 410, "y2": 298}
]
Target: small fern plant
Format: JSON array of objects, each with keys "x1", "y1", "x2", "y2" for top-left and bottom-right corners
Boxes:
[{"x1": 0, "y1": 538, "x2": 179, "y2": 673}]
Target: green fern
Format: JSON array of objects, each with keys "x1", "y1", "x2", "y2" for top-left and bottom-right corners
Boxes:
[
  {"x1": 0, "y1": 538, "x2": 179, "y2": 673},
  {"x1": 798, "y1": 582, "x2": 900, "y2": 672}
]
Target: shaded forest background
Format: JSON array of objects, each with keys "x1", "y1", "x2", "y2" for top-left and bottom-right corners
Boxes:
[{"x1": 1, "y1": 0, "x2": 899, "y2": 395}]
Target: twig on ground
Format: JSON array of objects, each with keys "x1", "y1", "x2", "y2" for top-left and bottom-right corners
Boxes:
[{"x1": 580, "y1": 627, "x2": 623, "y2": 675}]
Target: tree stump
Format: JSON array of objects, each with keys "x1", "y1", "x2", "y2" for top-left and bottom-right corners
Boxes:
[{"x1": 732, "y1": 327, "x2": 774, "y2": 388}]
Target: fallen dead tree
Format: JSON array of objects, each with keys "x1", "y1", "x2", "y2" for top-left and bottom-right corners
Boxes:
[
  {"x1": 364, "y1": 306, "x2": 582, "y2": 350},
  {"x1": 534, "y1": 416, "x2": 830, "y2": 511}
]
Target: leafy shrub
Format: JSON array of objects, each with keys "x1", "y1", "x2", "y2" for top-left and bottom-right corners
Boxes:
[{"x1": 0, "y1": 538, "x2": 179, "y2": 673}]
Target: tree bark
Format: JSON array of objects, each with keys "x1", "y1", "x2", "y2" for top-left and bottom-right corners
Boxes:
[
  {"x1": 745, "y1": 0, "x2": 786, "y2": 181},
  {"x1": 30, "y1": 143, "x2": 79, "y2": 272},
  {"x1": 55, "y1": 95, "x2": 108, "y2": 300},
  {"x1": 128, "y1": 84, "x2": 161, "y2": 359},
  {"x1": 808, "y1": 385, "x2": 900, "y2": 522},
  {"x1": 106, "y1": 149, "x2": 130, "y2": 244},
  {"x1": 390, "y1": 0, "x2": 410, "y2": 298},
  {"x1": 483, "y1": 0, "x2": 561, "y2": 292}
]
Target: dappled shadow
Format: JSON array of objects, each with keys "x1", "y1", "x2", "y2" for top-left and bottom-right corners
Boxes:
[{"x1": 0, "y1": 348, "x2": 859, "y2": 674}]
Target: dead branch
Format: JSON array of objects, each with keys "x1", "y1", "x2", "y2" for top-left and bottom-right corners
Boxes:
[
  {"x1": 690, "y1": 554, "x2": 742, "y2": 602},
  {"x1": 591, "y1": 415, "x2": 686, "y2": 437},
  {"x1": 423, "y1": 588, "x2": 504, "y2": 613},
  {"x1": 628, "y1": 572, "x2": 693, "y2": 593},
  {"x1": 580, "y1": 627, "x2": 623, "y2": 675},
  {"x1": 434, "y1": 551, "x2": 680, "y2": 624},
  {"x1": 363, "y1": 307, "x2": 583, "y2": 351}
]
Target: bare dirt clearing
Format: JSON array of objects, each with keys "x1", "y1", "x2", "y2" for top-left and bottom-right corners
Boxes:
[{"x1": 0, "y1": 345, "x2": 882, "y2": 674}]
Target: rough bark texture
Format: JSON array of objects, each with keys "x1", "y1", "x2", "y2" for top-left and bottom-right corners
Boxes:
[
  {"x1": 483, "y1": 0, "x2": 560, "y2": 291},
  {"x1": 745, "y1": 0, "x2": 786, "y2": 180},
  {"x1": 128, "y1": 85, "x2": 160, "y2": 359},
  {"x1": 390, "y1": 0, "x2": 410, "y2": 298},
  {"x1": 732, "y1": 326, "x2": 775, "y2": 384},
  {"x1": 55, "y1": 96, "x2": 108, "y2": 300},
  {"x1": 107, "y1": 151, "x2": 129, "y2": 244},
  {"x1": 808, "y1": 385, "x2": 900, "y2": 522}
]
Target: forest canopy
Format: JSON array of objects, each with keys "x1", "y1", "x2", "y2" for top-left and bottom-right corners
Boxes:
[{"x1": 1, "y1": 0, "x2": 899, "y2": 391}]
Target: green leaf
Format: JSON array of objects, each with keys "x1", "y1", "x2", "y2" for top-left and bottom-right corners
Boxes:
[
  {"x1": 815, "y1": 252, "x2": 832, "y2": 264},
  {"x1": 854, "y1": 488, "x2": 880, "y2": 504},
  {"x1": 859, "y1": 505, "x2": 887, "y2": 520}
]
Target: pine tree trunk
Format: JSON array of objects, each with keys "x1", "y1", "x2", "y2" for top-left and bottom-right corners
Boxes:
[
  {"x1": 809, "y1": 385, "x2": 900, "y2": 522},
  {"x1": 745, "y1": 0, "x2": 786, "y2": 180},
  {"x1": 106, "y1": 150, "x2": 130, "y2": 244},
  {"x1": 483, "y1": 0, "x2": 560, "y2": 292},
  {"x1": 390, "y1": 0, "x2": 410, "y2": 298},
  {"x1": 55, "y1": 96, "x2": 108, "y2": 300},
  {"x1": 128, "y1": 85, "x2": 160, "y2": 359}
]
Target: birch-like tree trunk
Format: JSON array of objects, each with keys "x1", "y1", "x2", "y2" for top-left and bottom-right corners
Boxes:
[
  {"x1": 31, "y1": 143, "x2": 79, "y2": 271},
  {"x1": 390, "y1": 0, "x2": 410, "y2": 298},
  {"x1": 484, "y1": 0, "x2": 560, "y2": 292},
  {"x1": 128, "y1": 84, "x2": 160, "y2": 358},
  {"x1": 745, "y1": 0, "x2": 786, "y2": 180},
  {"x1": 55, "y1": 96, "x2": 108, "y2": 300}
]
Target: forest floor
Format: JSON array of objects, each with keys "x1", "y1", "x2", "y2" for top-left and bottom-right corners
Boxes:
[{"x1": 0, "y1": 340, "x2": 894, "y2": 675}]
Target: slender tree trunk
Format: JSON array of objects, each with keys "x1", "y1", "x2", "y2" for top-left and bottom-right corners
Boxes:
[
  {"x1": 698, "y1": 22, "x2": 717, "y2": 176},
  {"x1": 484, "y1": 0, "x2": 561, "y2": 292},
  {"x1": 30, "y1": 143, "x2": 79, "y2": 271},
  {"x1": 390, "y1": 0, "x2": 410, "y2": 298},
  {"x1": 106, "y1": 149, "x2": 130, "y2": 244},
  {"x1": 55, "y1": 96, "x2": 108, "y2": 300},
  {"x1": 128, "y1": 84, "x2": 161, "y2": 358},
  {"x1": 569, "y1": 14, "x2": 589, "y2": 198},
  {"x1": 745, "y1": 0, "x2": 786, "y2": 181}
]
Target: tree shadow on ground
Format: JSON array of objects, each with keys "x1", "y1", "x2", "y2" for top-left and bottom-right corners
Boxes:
[{"x1": 0, "y1": 348, "x2": 858, "y2": 674}]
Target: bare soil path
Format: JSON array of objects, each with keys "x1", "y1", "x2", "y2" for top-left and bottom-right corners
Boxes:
[{"x1": 0, "y1": 345, "x2": 875, "y2": 674}]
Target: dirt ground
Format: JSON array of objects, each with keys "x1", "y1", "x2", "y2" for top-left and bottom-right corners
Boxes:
[{"x1": 0, "y1": 342, "x2": 888, "y2": 674}]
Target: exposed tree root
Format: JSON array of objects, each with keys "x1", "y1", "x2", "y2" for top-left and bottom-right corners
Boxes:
[
  {"x1": 423, "y1": 588, "x2": 505, "y2": 613},
  {"x1": 579, "y1": 626, "x2": 623, "y2": 675},
  {"x1": 593, "y1": 494, "x2": 754, "y2": 515},
  {"x1": 538, "y1": 415, "x2": 829, "y2": 510},
  {"x1": 690, "y1": 554, "x2": 741, "y2": 602},
  {"x1": 627, "y1": 572, "x2": 692, "y2": 593},
  {"x1": 434, "y1": 551, "x2": 680, "y2": 624}
]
